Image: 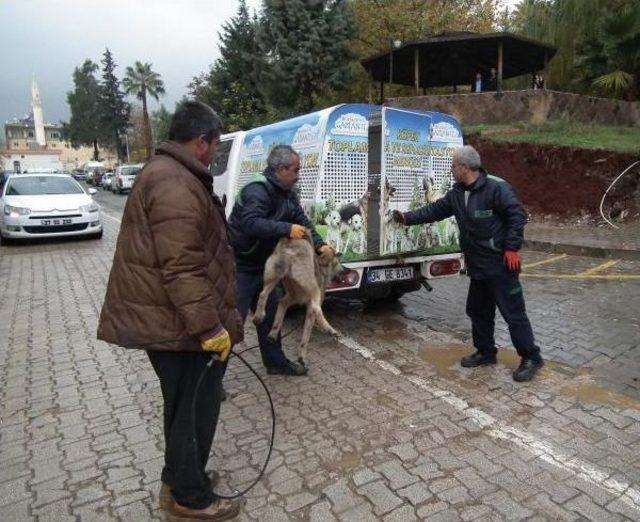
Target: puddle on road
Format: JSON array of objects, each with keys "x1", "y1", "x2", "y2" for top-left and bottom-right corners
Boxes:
[
  {"x1": 375, "y1": 318, "x2": 411, "y2": 343},
  {"x1": 418, "y1": 343, "x2": 521, "y2": 373},
  {"x1": 379, "y1": 318, "x2": 406, "y2": 331},
  {"x1": 418, "y1": 342, "x2": 640, "y2": 410},
  {"x1": 332, "y1": 450, "x2": 363, "y2": 472},
  {"x1": 322, "y1": 447, "x2": 369, "y2": 474},
  {"x1": 559, "y1": 381, "x2": 640, "y2": 410}
]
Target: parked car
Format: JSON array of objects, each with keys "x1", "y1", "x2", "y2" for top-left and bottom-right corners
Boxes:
[
  {"x1": 71, "y1": 170, "x2": 87, "y2": 182},
  {"x1": 101, "y1": 172, "x2": 114, "y2": 190},
  {"x1": 112, "y1": 163, "x2": 143, "y2": 194},
  {"x1": 0, "y1": 173, "x2": 103, "y2": 244}
]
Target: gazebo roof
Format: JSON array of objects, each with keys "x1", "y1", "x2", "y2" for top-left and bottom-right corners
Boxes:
[{"x1": 361, "y1": 31, "x2": 556, "y2": 88}]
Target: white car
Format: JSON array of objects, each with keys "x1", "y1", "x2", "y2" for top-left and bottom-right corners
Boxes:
[
  {"x1": 0, "y1": 173, "x2": 103, "y2": 244},
  {"x1": 101, "y1": 172, "x2": 114, "y2": 190},
  {"x1": 112, "y1": 163, "x2": 143, "y2": 194}
]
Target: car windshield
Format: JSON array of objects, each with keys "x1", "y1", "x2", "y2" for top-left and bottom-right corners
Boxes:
[
  {"x1": 6, "y1": 176, "x2": 84, "y2": 196},
  {"x1": 121, "y1": 167, "x2": 141, "y2": 176}
]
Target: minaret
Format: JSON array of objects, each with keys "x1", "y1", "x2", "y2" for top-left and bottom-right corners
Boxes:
[{"x1": 31, "y1": 76, "x2": 46, "y2": 147}]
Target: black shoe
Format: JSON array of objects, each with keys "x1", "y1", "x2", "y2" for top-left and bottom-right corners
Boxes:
[
  {"x1": 513, "y1": 357, "x2": 544, "y2": 382},
  {"x1": 460, "y1": 350, "x2": 497, "y2": 368},
  {"x1": 266, "y1": 359, "x2": 308, "y2": 376}
]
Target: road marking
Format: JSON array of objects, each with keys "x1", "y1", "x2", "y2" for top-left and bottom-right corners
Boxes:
[
  {"x1": 335, "y1": 332, "x2": 640, "y2": 512},
  {"x1": 522, "y1": 254, "x2": 567, "y2": 269},
  {"x1": 577, "y1": 259, "x2": 619, "y2": 276}
]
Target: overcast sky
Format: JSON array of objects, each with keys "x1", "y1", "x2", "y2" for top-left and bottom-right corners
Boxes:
[
  {"x1": 1, "y1": 0, "x2": 521, "y2": 131},
  {"x1": 0, "y1": 0, "x2": 262, "y2": 128}
]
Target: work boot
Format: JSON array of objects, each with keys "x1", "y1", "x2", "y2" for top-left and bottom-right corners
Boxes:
[
  {"x1": 460, "y1": 350, "x2": 497, "y2": 368},
  {"x1": 169, "y1": 497, "x2": 241, "y2": 521},
  {"x1": 513, "y1": 357, "x2": 544, "y2": 382},
  {"x1": 159, "y1": 471, "x2": 220, "y2": 510},
  {"x1": 266, "y1": 359, "x2": 308, "y2": 376}
]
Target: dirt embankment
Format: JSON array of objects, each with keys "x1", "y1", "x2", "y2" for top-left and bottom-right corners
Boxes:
[{"x1": 466, "y1": 136, "x2": 640, "y2": 222}]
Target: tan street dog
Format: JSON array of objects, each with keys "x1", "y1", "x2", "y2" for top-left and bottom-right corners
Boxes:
[{"x1": 253, "y1": 231, "x2": 343, "y2": 367}]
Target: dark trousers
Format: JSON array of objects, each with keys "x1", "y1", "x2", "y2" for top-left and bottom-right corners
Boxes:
[
  {"x1": 236, "y1": 270, "x2": 288, "y2": 368},
  {"x1": 147, "y1": 350, "x2": 226, "y2": 509},
  {"x1": 465, "y1": 273, "x2": 541, "y2": 360}
]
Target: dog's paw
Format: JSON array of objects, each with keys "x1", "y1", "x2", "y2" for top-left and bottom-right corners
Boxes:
[
  {"x1": 267, "y1": 331, "x2": 278, "y2": 342},
  {"x1": 252, "y1": 313, "x2": 265, "y2": 326}
]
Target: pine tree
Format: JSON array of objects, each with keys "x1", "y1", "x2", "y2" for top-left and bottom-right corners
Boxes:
[
  {"x1": 151, "y1": 104, "x2": 173, "y2": 144},
  {"x1": 258, "y1": 0, "x2": 356, "y2": 112},
  {"x1": 99, "y1": 48, "x2": 131, "y2": 161},
  {"x1": 190, "y1": 0, "x2": 265, "y2": 130},
  {"x1": 67, "y1": 60, "x2": 102, "y2": 160}
]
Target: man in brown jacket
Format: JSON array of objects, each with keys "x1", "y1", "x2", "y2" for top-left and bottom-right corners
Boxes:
[{"x1": 98, "y1": 101, "x2": 244, "y2": 520}]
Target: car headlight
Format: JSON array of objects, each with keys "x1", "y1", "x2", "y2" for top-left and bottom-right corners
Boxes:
[
  {"x1": 3, "y1": 204, "x2": 31, "y2": 217},
  {"x1": 79, "y1": 203, "x2": 99, "y2": 213}
]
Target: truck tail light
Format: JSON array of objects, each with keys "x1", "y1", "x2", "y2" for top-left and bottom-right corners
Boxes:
[
  {"x1": 429, "y1": 259, "x2": 461, "y2": 277},
  {"x1": 327, "y1": 268, "x2": 360, "y2": 289}
]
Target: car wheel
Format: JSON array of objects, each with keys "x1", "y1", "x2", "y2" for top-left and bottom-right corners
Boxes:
[{"x1": 91, "y1": 229, "x2": 103, "y2": 240}]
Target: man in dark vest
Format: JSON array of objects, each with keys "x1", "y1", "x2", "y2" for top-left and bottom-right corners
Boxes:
[
  {"x1": 228, "y1": 145, "x2": 333, "y2": 376},
  {"x1": 392, "y1": 145, "x2": 543, "y2": 382}
]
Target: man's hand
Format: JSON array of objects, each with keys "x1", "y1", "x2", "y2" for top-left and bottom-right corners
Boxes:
[
  {"x1": 200, "y1": 328, "x2": 231, "y2": 361},
  {"x1": 290, "y1": 224, "x2": 306, "y2": 239},
  {"x1": 391, "y1": 210, "x2": 405, "y2": 225},
  {"x1": 503, "y1": 250, "x2": 521, "y2": 272},
  {"x1": 317, "y1": 244, "x2": 335, "y2": 260}
]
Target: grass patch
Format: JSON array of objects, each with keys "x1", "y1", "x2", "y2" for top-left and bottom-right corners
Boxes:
[{"x1": 464, "y1": 120, "x2": 640, "y2": 154}]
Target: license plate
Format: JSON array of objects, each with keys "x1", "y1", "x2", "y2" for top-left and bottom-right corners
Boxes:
[
  {"x1": 40, "y1": 218, "x2": 73, "y2": 226},
  {"x1": 367, "y1": 266, "x2": 414, "y2": 284}
]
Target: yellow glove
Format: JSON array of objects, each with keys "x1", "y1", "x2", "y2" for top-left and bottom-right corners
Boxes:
[
  {"x1": 290, "y1": 224, "x2": 306, "y2": 239},
  {"x1": 200, "y1": 329, "x2": 231, "y2": 361}
]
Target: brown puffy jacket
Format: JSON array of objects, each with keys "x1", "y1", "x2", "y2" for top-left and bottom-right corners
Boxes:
[{"x1": 97, "y1": 141, "x2": 244, "y2": 351}]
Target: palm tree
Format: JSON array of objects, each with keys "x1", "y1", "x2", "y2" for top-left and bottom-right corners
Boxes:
[
  {"x1": 577, "y1": 4, "x2": 640, "y2": 100},
  {"x1": 123, "y1": 61, "x2": 165, "y2": 159}
]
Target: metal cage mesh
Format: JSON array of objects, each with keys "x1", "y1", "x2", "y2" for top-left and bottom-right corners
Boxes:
[{"x1": 320, "y1": 151, "x2": 368, "y2": 203}]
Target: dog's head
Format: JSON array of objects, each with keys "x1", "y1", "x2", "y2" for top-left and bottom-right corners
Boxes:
[
  {"x1": 325, "y1": 210, "x2": 341, "y2": 227},
  {"x1": 423, "y1": 173, "x2": 436, "y2": 192},
  {"x1": 318, "y1": 247, "x2": 344, "y2": 279},
  {"x1": 384, "y1": 209, "x2": 398, "y2": 225},
  {"x1": 349, "y1": 213, "x2": 363, "y2": 231}
]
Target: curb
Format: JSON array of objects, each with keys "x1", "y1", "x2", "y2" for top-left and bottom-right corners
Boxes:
[{"x1": 524, "y1": 239, "x2": 640, "y2": 261}]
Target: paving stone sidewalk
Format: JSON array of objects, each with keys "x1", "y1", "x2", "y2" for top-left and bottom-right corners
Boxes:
[{"x1": 1, "y1": 218, "x2": 640, "y2": 521}]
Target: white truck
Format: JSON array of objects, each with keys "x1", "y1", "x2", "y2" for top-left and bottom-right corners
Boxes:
[{"x1": 212, "y1": 104, "x2": 464, "y2": 301}]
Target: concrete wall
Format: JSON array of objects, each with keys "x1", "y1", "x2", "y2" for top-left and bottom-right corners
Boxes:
[
  {"x1": 388, "y1": 90, "x2": 640, "y2": 127},
  {"x1": 1, "y1": 153, "x2": 64, "y2": 173}
]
